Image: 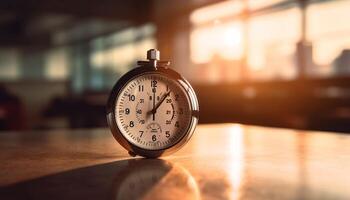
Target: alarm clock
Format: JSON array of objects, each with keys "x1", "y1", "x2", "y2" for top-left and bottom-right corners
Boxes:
[{"x1": 106, "y1": 49, "x2": 199, "y2": 158}]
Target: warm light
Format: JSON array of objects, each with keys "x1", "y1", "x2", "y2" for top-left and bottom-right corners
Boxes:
[
  {"x1": 190, "y1": 0, "x2": 243, "y2": 25},
  {"x1": 248, "y1": 0, "x2": 285, "y2": 10},
  {"x1": 307, "y1": 0, "x2": 350, "y2": 66},
  {"x1": 190, "y1": 22, "x2": 243, "y2": 64},
  {"x1": 190, "y1": 0, "x2": 350, "y2": 80},
  {"x1": 45, "y1": 48, "x2": 69, "y2": 79},
  {"x1": 246, "y1": 7, "x2": 301, "y2": 80},
  {"x1": 190, "y1": 1, "x2": 301, "y2": 81},
  {"x1": 223, "y1": 25, "x2": 242, "y2": 47},
  {"x1": 227, "y1": 124, "x2": 244, "y2": 200}
]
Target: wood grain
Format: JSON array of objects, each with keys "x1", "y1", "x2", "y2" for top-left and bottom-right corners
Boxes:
[{"x1": 0, "y1": 124, "x2": 349, "y2": 199}]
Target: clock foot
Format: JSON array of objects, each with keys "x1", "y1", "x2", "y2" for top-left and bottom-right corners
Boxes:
[{"x1": 128, "y1": 151, "x2": 137, "y2": 157}]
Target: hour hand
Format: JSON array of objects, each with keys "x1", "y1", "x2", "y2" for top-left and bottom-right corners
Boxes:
[{"x1": 150, "y1": 91, "x2": 171, "y2": 114}]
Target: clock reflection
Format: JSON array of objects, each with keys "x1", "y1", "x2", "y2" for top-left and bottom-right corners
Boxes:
[{"x1": 112, "y1": 159, "x2": 200, "y2": 200}]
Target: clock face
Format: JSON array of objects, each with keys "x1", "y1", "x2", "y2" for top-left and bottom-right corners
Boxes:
[{"x1": 114, "y1": 72, "x2": 192, "y2": 150}]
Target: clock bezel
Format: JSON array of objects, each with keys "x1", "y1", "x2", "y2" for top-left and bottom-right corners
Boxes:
[{"x1": 106, "y1": 65, "x2": 199, "y2": 158}]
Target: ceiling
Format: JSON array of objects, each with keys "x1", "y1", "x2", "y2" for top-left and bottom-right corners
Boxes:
[
  {"x1": 0, "y1": 0, "x2": 223, "y2": 47},
  {"x1": 0, "y1": 0, "x2": 152, "y2": 46}
]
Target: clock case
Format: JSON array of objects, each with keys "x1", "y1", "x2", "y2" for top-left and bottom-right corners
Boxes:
[{"x1": 106, "y1": 63, "x2": 199, "y2": 158}]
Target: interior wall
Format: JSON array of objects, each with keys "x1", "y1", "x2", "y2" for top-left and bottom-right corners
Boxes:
[{"x1": 3, "y1": 80, "x2": 68, "y2": 129}]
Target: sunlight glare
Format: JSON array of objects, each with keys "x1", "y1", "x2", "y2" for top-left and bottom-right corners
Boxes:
[
  {"x1": 190, "y1": 22, "x2": 243, "y2": 64},
  {"x1": 227, "y1": 124, "x2": 244, "y2": 200}
]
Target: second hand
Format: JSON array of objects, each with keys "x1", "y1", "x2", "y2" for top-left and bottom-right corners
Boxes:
[{"x1": 152, "y1": 84, "x2": 156, "y2": 121}]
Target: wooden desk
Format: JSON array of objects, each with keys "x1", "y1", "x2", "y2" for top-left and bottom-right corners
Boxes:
[{"x1": 0, "y1": 124, "x2": 349, "y2": 199}]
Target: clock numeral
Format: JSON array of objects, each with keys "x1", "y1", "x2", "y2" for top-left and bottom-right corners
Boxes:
[
  {"x1": 136, "y1": 109, "x2": 142, "y2": 114},
  {"x1": 175, "y1": 94, "x2": 179, "y2": 101},
  {"x1": 175, "y1": 121, "x2": 179, "y2": 128},
  {"x1": 139, "y1": 85, "x2": 144, "y2": 92},
  {"x1": 129, "y1": 121, "x2": 134, "y2": 127},
  {"x1": 166, "y1": 120, "x2": 171, "y2": 125},
  {"x1": 152, "y1": 135, "x2": 157, "y2": 141},
  {"x1": 125, "y1": 108, "x2": 130, "y2": 115},
  {"x1": 166, "y1": 99, "x2": 172, "y2": 103},
  {"x1": 151, "y1": 80, "x2": 157, "y2": 88},
  {"x1": 139, "y1": 99, "x2": 144, "y2": 103},
  {"x1": 139, "y1": 131, "x2": 144, "y2": 137},
  {"x1": 128, "y1": 94, "x2": 135, "y2": 101},
  {"x1": 165, "y1": 131, "x2": 170, "y2": 138}
]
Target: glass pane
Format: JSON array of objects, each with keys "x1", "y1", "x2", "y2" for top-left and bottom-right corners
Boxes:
[
  {"x1": 190, "y1": 21, "x2": 243, "y2": 64},
  {"x1": 190, "y1": 21, "x2": 244, "y2": 83},
  {"x1": 0, "y1": 48, "x2": 19, "y2": 80},
  {"x1": 89, "y1": 24, "x2": 156, "y2": 90},
  {"x1": 248, "y1": 0, "x2": 286, "y2": 10},
  {"x1": 45, "y1": 48, "x2": 70, "y2": 80},
  {"x1": 190, "y1": 0, "x2": 244, "y2": 25},
  {"x1": 247, "y1": 7, "x2": 301, "y2": 80},
  {"x1": 190, "y1": 1, "x2": 301, "y2": 83},
  {"x1": 307, "y1": 0, "x2": 350, "y2": 77}
]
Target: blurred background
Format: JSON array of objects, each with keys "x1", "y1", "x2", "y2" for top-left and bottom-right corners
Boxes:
[{"x1": 0, "y1": 0, "x2": 350, "y2": 132}]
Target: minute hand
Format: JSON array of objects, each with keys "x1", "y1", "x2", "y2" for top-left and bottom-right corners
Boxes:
[{"x1": 151, "y1": 91, "x2": 171, "y2": 114}]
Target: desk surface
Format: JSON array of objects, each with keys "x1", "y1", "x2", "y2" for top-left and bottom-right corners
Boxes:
[{"x1": 0, "y1": 124, "x2": 349, "y2": 200}]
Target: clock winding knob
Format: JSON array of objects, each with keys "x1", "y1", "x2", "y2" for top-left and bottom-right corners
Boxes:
[
  {"x1": 147, "y1": 49, "x2": 160, "y2": 61},
  {"x1": 138, "y1": 49, "x2": 170, "y2": 68}
]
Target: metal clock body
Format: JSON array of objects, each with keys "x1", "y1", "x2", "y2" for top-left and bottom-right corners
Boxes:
[{"x1": 107, "y1": 49, "x2": 199, "y2": 158}]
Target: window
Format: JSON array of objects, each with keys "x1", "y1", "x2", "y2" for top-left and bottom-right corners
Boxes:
[
  {"x1": 247, "y1": 7, "x2": 301, "y2": 80},
  {"x1": 307, "y1": 0, "x2": 350, "y2": 77},
  {"x1": 190, "y1": 0, "x2": 350, "y2": 82},
  {"x1": 45, "y1": 48, "x2": 70, "y2": 80},
  {"x1": 0, "y1": 48, "x2": 19, "y2": 80},
  {"x1": 71, "y1": 24, "x2": 156, "y2": 92}
]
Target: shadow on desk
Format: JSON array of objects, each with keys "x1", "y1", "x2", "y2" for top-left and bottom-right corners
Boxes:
[{"x1": 0, "y1": 159, "x2": 200, "y2": 200}]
